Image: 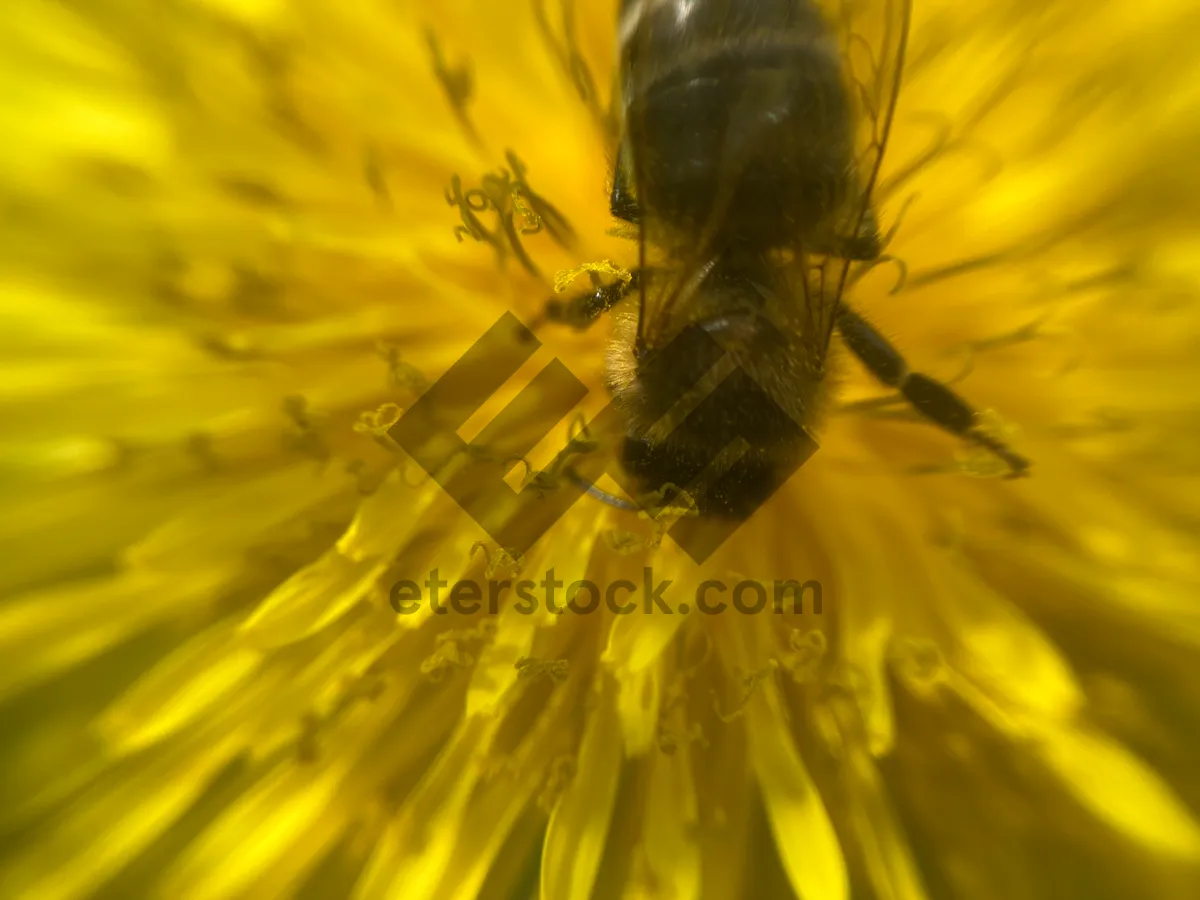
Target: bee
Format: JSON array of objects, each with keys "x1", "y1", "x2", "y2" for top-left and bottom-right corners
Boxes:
[{"x1": 540, "y1": 0, "x2": 1029, "y2": 519}]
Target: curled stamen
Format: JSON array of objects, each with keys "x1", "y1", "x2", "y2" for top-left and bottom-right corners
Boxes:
[
  {"x1": 421, "y1": 641, "x2": 475, "y2": 681},
  {"x1": 511, "y1": 191, "x2": 542, "y2": 235},
  {"x1": 446, "y1": 174, "x2": 498, "y2": 250},
  {"x1": 464, "y1": 188, "x2": 490, "y2": 212},
  {"x1": 447, "y1": 152, "x2": 574, "y2": 280},
  {"x1": 881, "y1": 193, "x2": 918, "y2": 251},
  {"x1": 438, "y1": 621, "x2": 499, "y2": 646},
  {"x1": 501, "y1": 455, "x2": 534, "y2": 484},
  {"x1": 888, "y1": 256, "x2": 910, "y2": 293},
  {"x1": 780, "y1": 628, "x2": 828, "y2": 681},
  {"x1": 583, "y1": 482, "x2": 702, "y2": 545},
  {"x1": 602, "y1": 529, "x2": 645, "y2": 555},
  {"x1": 641, "y1": 486, "x2": 700, "y2": 548},
  {"x1": 505, "y1": 149, "x2": 576, "y2": 249},
  {"x1": 892, "y1": 638, "x2": 947, "y2": 693},
  {"x1": 658, "y1": 720, "x2": 707, "y2": 755},
  {"x1": 847, "y1": 253, "x2": 909, "y2": 295},
  {"x1": 520, "y1": 464, "x2": 562, "y2": 498},
  {"x1": 470, "y1": 541, "x2": 524, "y2": 578},
  {"x1": 711, "y1": 663, "x2": 778, "y2": 724},
  {"x1": 353, "y1": 403, "x2": 403, "y2": 437}
]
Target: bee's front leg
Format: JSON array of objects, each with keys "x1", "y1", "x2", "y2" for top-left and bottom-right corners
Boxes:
[{"x1": 532, "y1": 269, "x2": 643, "y2": 333}]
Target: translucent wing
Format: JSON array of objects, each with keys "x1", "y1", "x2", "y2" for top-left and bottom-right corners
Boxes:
[
  {"x1": 819, "y1": 0, "x2": 913, "y2": 305},
  {"x1": 618, "y1": 0, "x2": 843, "y2": 355},
  {"x1": 616, "y1": 0, "x2": 912, "y2": 357}
]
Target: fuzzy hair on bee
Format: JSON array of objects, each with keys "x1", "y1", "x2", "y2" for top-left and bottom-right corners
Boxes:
[{"x1": 539, "y1": 0, "x2": 1029, "y2": 521}]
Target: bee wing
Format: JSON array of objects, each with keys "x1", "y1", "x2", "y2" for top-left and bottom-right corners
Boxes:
[
  {"x1": 617, "y1": 3, "x2": 742, "y2": 358},
  {"x1": 620, "y1": 0, "x2": 835, "y2": 353},
  {"x1": 619, "y1": 0, "x2": 913, "y2": 354},
  {"x1": 800, "y1": 0, "x2": 911, "y2": 355},
  {"x1": 827, "y1": 0, "x2": 912, "y2": 261}
]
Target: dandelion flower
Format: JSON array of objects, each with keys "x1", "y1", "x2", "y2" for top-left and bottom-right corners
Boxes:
[{"x1": 2, "y1": 1, "x2": 1200, "y2": 899}]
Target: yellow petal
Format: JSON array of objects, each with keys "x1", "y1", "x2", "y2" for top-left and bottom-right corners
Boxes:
[
  {"x1": 603, "y1": 544, "x2": 692, "y2": 753},
  {"x1": 0, "y1": 568, "x2": 233, "y2": 701},
  {"x1": 934, "y1": 557, "x2": 1083, "y2": 731},
  {"x1": 335, "y1": 469, "x2": 442, "y2": 563},
  {"x1": 815, "y1": 495, "x2": 905, "y2": 757},
  {"x1": 164, "y1": 758, "x2": 351, "y2": 900},
  {"x1": 433, "y1": 769, "x2": 543, "y2": 900},
  {"x1": 694, "y1": 721, "x2": 752, "y2": 900},
  {"x1": 353, "y1": 715, "x2": 495, "y2": 900},
  {"x1": 466, "y1": 508, "x2": 606, "y2": 718},
  {"x1": 602, "y1": 543, "x2": 691, "y2": 671},
  {"x1": 748, "y1": 682, "x2": 848, "y2": 900},
  {"x1": 98, "y1": 618, "x2": 261, "y2": 751},
  {"x1": 843, "y1": 742, "x2": 930, "y2": 900},
  {"x1": 641, "y1": 740, "x2": 701, "y2": 900},
  {"x1": 542, "y1": 680, "x2": 623, "y2": 900},
  {"x1": 238, "y1": 550, "x2": 383, "y2": 648},
  {"x1": 5, "y1": 730, "x2": 242, "y2": 900},
  {"x1": 1037, "y1": 724, "x2": 1200, "y2": 862},
  {"x1": 614, "y1": 662, "x2": 664, "y2": 757},
  {"x1": 125, "y1": 464, "x2": 350, "y2": 572}
]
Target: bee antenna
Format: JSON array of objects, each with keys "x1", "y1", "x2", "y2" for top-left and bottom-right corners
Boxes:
[{"x1": 565, "y1": 470, "x2": 639, "y2": 511}]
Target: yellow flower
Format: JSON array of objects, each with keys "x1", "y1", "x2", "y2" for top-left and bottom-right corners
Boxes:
[{"x1": 2, "y1": 1, "x2": 1200, "y2": 898}]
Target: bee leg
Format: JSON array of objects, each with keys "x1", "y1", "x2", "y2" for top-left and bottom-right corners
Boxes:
[
  {"x1": 835, "y1": 306, "x2": 1031, "y2": 476},
  {"x1": 610, "y1": 142, "x2": 642, "y2": 223},
  {"x1": 535, "y1": 269, "x2": 643, "y2": 333}
]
